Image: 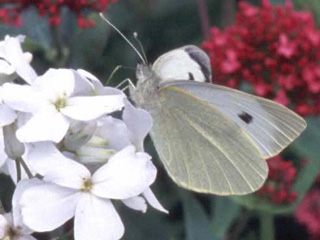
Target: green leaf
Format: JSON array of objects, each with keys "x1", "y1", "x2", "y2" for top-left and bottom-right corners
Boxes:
[
  {"x1": 181, "y1": 191, "x2": 216, "y2": 240},
  {"x1": 290, "y1": 117, "x2": 320, "y2": 202},
  {"x1": 67, "y1": 13, "x2": 110, "y2": 70},
  {"x1": 0, "y1": 174, "x2": 14, "y2": 212},
  {"x1": 0, "y1": 9, "x2": 51, "y2": 47},
  {"x1": 269, "y1": 0, "x2": 287, "y2": 4},
  {"x1": 211, "y1": 196, "x2": 241, "y2": 240},
  {"x1": 294, "y1": 0, "x2": 320, "y2": 26}
]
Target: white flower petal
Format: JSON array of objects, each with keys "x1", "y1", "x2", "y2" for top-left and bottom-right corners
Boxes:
[
  {"x1": 77, "y1": 69, "x2": 101, "y2": 88},
  {"x1": 76, "y1": 69, "x2": 104, "y2": 95},
  {"x1": 63, "y1": 121, "x2": 97, "y2": 151},
  {"x1": 74, "y1": 194, "x2": 124, "y2": 240},
  {"x1": 99, "y1": 86, "x2": 124, "y2": 96},
  {"x1": 16, "y1": 235, "x2": 38, "y2": 240},
  {"x1": 123, "y1": 101, "x2": 152, "y2": 151},
  {"x1": 23, "y1": 52, "x2": 33, "y2": 63},
  {"x1": 77, "y1": 69, "x2": 122, "y2": 97},
  {"x1": 92, "y1": 145, "x2": 157, "y2": 199},
  {"x1": 95, "y1": 116, "x2": 131, "y2": 151},
  {"x1": 25, "y1": 142, "x2": 90, "y2": 189},
  {"x1": 72, "y1": 70, "x2": 94, "y2": 96},
  {"x1": 143, "y1": 188, "x2": 168, "y2": 214},
  {"x1": 61, "y1": 95, "x2": 125, "y2": 121},
  {"x1": 20, "y1": 183, "x2": 80, "y2": 232},
  {"x1": 12, "y1": 179, "x2": 43, "y2": 229},
  {"x1": 3, "y1": 159, "x2": 16, "y2": 183},
  {"x1": 0, "y1": 59, "x2": 15, "y2": 84},
  {"x1": 0, "y1": 214, "x2": 7, "y2": 238},
  {"x1": 3, "y1": 123, "x2": 25, "y2": 159},
  {"x1": 4, "y1": 158, "x2": 29, "y2": 184},
  {"x1": 4, "y1": 36, "x2": 37, "y2": 84},
  {"x1": 0, "y1": 129, "x2": 7, "y2": 167},
  {"x1": 2, "y1": 83, "x2": 43, "y2": 112},
  {"x1": 32, "y1": 69, "x2": 75, "y2": 100},
  {"x1": 122, "y1": 196, "x2": 147, "y2": 213},
  {"x1": 0, "y1": 104, "x2": 17, "y2": 127},
  {"x1": 17, "y1": 107, "x2": 70, "y2": 143}
]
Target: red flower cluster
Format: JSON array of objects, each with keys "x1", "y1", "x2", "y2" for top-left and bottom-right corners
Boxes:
[
  {"x1": 256, "y1": 155, "x2": 298, "y2": 205},
  {"x1": 0, "y1": 0, "x2": 117, "y2": 29},
  {"x1": 202, "y1": 0, "x2": 320, "y2": 116},
  {"x1": 295, "y1": 190, "x2": 320, "y2": 240}
]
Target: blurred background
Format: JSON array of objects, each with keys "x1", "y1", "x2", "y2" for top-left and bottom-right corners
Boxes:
[{"x1": 0, "y1": 0, "x2": 320, "y2": 239}]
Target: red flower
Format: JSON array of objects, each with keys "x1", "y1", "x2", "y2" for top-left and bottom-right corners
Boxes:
[
  {"x1": 296, "y1": 190, "x2": 320, "y2": 240},
  {"x1": 202, "y1": 0, "x2": 320, "y2": 116},
  {"x1": 0, "y1": 0, "x2": 118, "y2": 29},
  {"x1": 256, "y1": 155, "x2": 298, "y2": 205}
]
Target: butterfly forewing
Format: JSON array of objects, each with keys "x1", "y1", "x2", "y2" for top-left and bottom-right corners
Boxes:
[
  {"x1": 160, "y1": 81, "x2": 307, "y2": 158},
  {"x1": 150, "y1": 86, "x2": 268, "y2": 195},
  {"x1": 152, "y1": 45, "x2": 211, "y2": 83}
]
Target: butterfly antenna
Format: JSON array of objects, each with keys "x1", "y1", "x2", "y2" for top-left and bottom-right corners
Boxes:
[
  {"x1": 99, "y1": 13, "x2": 146, "y2": 64},
  {"x1": 133, "y1": 32, "x2": 148, "y2": 64}
]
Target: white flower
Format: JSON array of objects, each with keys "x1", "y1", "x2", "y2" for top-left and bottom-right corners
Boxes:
[
  {"x1": 20, "y1": 142, "x2": 157, "y2": 240},
  {"x1": 63, "y1": 100, "x2": 167, "y2": 213},
  {"x1": 0, "y1": 35, "x2": 37, "y2": 85},
  {"x1": 77, "y1": 69, "x2": 123, "y2": 96},
  {"x1": 122, "y1": 100, "x2": 153, "y2": 151},
  {"x1": 0, "y1": 179, "x2": 39, "y2": 240},
  {"x1": 0, "y1": 87, "x2": 17, "y2": 127},
  {"x1": 74, "y1": 100, "x2": 152, "y2": 163},
  {"x1": 3, "y1": 68, "x2": 125, "y2": 143},
  {"x1": 0, "y1": 113, "x2": 30, "y2": 183}
]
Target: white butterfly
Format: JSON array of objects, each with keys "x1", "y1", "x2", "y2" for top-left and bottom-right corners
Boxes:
[
  {"x1": 130, "y1": 45, "x2": 306, "y2": 195},
  {"x1": 98, "y1": 14, "x2": 306, "y2": 195}
]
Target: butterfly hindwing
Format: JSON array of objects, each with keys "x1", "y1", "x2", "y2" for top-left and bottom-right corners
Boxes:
[
  {"x1": 160, "y1": 80, "x2": 307, "y2": 158},
  {"x1": 149, "y1": 86, "x2": 268, "y2": 195}
]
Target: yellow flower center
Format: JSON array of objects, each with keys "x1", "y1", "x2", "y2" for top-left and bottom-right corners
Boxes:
[
  {"x1": 54, "y1": 97, "x2": 67, "y2": 110},
  {"x1": 81, "y1": 178, "x2": 93, "y2": 192}
]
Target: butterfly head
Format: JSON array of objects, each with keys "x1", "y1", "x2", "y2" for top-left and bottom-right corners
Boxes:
[{"x1": 136, "y1": 64, "x2": 154, "y2": 86}]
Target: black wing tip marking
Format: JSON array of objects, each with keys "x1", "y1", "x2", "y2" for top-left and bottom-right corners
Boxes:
[
  {"x1": 238, "y1": 111, "x2": 253, "y2": 124},
  {"x1": 184, "y1": 46, "x2": 211, "y2": 83},
  {"x1": 188, "y1": 72, "x2": 195, "y2": 80}
]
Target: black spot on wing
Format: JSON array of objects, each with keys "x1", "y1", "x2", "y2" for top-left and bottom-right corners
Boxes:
[
  {"x1": 238, "y1": 111, "x2": 253, "y2": 124},
  {"x1": 184, "y1": 46, "x2": 212, "y2": 83},
  {"x1": 188, "y1": 72, "x2": 195, "y2": 80}
]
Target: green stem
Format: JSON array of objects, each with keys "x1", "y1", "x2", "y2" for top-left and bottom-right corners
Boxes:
[
  {"x1": 50, "y1": 24, "x2": 63, "y2": 61},
  {"x1": 228, "y1": 210, "x2": 251, "y2": 240},
  {"x1": 15, "y1": 158, "x2": 21, "y2": 182},
  {"x1": 196, "y1": 0, "x2": 210, "y2": 39},
  {"x1": 19, "y1": 157, "x2": 33, "y2": 179},
  {"x1": 221, "y1": 0, "x2": 236, "y2": 28},
  {"x1": 259, "y1": 211, "x2": 275, "y2": 240},
  {"x1": 0, "y1": 200, "x2": 4, "y2": 215}
]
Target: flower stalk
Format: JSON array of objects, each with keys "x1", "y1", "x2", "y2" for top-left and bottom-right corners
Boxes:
[
  {"x1": 196, "y1": 0, "x2": 210, "y2": 39},
  {"x1": 259, "y1": 211, "x2": 275, "y2": 240}
]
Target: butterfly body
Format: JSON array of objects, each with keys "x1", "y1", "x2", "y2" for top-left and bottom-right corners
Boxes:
[
  {"x1": 130, "y1": 45, "x2": 306, "y2": 195},
  {"x1": 131, "y1": 64, "x2": 162, "y2": 111}
]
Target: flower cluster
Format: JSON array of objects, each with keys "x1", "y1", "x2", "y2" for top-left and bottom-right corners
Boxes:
[
  {"x1": 0, "y1": 0, "x2": 118, "y2": 29},
  {"x1": 0, "y1": 35, "x2": 166, "y2": 240},
  {"x1": 256, "y1": 155, "x2": 298, "y2": 205},
  {"x1": 202, "y1": 0, "x2": 320, "y2": 116},
  {"x1": 295, "y1": 173, "x2": 320, "y2": 240}
]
